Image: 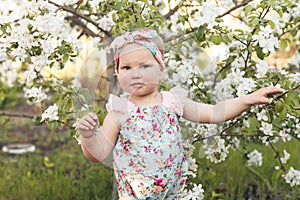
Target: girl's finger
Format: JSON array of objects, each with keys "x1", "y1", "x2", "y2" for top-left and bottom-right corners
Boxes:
[
  {"x1": 87, "y1": 112, "x2": 99, "y2": 122},
  {"x1": 78, "y1": 120, "x2": 95, "y2": 129},
  {"x1": 82, "y1": 115, "x2": 97, "y2": 126},
  {"x1": 77, "y1": 123, "x2": 92, "y2": 131}
]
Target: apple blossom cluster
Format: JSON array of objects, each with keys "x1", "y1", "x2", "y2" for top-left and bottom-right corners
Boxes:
[
  {"x1": 214, "y1": 64, "x2": 257, "y2": 101},
  {"x1": 168, "y1": 0, "x2": 236, "y2": 32},
  {"x1": 89, "y1": 0, "x2": 105, "y2": 9},
  {"x1": 97, "y1": 11, "x2": 116, "y2": 31},
  {"x1": 0, "y1": 59, "x2": 17, "y2": 87},
  {"x1": 25, "y1": 86, "x2": 48, "y2": 104},
  {"x1": 1, "y1": 0, "x2": 80, "y2": 83},
  {"x1": 282, "y1": 167, "x2": 300, "y2": 187},
  {"x1": 182, "y1": 139, "x2": 198, "y2": 178},
  {"x1": 190, "y1": 1, "x2": 222, "y2": 29},
  {"x1": 250, "y1": 105, "x2": 296, "y2": 145},
  {"x1": 280, "y1": 150, "x2": 290, "y2": 164},
  {"x1": 41, "y1": 104, "x2": 59, "y2": 122},
  {"x1": 255, "y1": 60, "x2": 274, "y2": 78},
  {"x1": 253, "y1": 25, "x2": 279, "y2": 54},
  {"x1": 247, "y1": 149, "x2": 263, "y2": 167},
  {"x1": 1, "y1": 0, "x2": 80, "y2": 123},
  {"x1": 166, "y1": 57, "x2": 203, "y2": 87},
  {"x1": 199, "y1": 124, "x2": 231, "y2": 163},
  {"x1": 181, "y1": 183, "x2": 205, "y2": 200}
]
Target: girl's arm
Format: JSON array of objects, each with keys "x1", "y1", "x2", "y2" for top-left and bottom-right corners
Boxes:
[
  {"x1": 183, "y1": 86, "x2": 283, "y2": 124},
  {"x1": 77, "y1": 112, "x2": 120, "y2": 162}
]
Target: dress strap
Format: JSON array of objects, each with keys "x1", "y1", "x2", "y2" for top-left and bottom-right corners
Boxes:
[
  {"x1": 106, "y1": 94, "x2": 134, "y2": 114},
  {"x1": 162, "y1": 86, "x2": 188, "y2": 116}
]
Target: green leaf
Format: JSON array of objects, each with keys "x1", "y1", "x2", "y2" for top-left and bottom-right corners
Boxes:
[
  {"x1": 234, "y1": 29, "x2": 244, "y2": 35},
  {"x1": 272, "y1": 117, "x2": 281, "y2": 127},
  {"x1": 248, "y1": 116, "x2": 260, "y2": 133},
  {"x1": 279, "y1": 39, "x2": 288, "y2": 51},
  {"x1": 251, "y1": 18, "x2": 259, "y2": 27},
  {"x1": 47, "y1": 121, "x2": 58, "y2": 131},
  {"x1": 196, "y1": 25, "x2": 206, "y2": 42},
  {"x1": 255, "y1": 45, "x2": 265, "y2": 60},
  {"x1": 275, "y1": 100, "x2": 283, "y2": 112},
  {"x1": 244, "y1": 5, "x2": 253, "y2": 16},
  {"x1": 63, "y1": 54, "x2": 69, "y2": 63},
  {"x1": 209, "y1": 34, "x2": 221, "y2": 45},
  {"x1": 279, "y1": 107, "x2": 287, "y2": 120}
]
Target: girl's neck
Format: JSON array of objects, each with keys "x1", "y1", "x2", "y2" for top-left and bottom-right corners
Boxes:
[{"x1": 129, "y1": 90, "x2": 162, "y2": 106}]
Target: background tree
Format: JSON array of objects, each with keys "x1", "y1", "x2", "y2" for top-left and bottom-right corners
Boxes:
[{"x1": 0, "y1": 0, "x2": 299, "y2": 198}]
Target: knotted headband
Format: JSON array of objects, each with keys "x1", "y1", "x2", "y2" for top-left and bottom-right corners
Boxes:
[{"x1": 110, "y1": 28, "x2": 165, "y2": 72}]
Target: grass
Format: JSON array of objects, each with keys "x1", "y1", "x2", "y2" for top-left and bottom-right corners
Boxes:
[
  {"x1": 1, "y1": 108, "x2": 300, "y2": 199},
  {"x1": 0, "y1": 117, "x2": 115, "y2": 200},
  {"x1": 194, "y1": 139, "x2": 300, "y2": 199}
]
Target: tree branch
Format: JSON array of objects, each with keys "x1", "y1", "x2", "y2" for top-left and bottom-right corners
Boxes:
[
  {"x1": 218, "y1": 0, "x2": 254, "y2": 18},
  {"x1": 164, "y1": 0, "x2": 254, "y2": 43},
  {"x1": 0, "y1": 112, "x2": 34, "y2": 119},
  {"x1": 164, "y1": 5, "x2": 179, "y2": 20},
  {"x1": 48, "y1": 0, "x2": 112, "y2": 38},
  {"x1": 274, "y1": 84, "x2": 300, "y2": 100},
  {"x1": 65, "y1": 16, "x2": 98, "y2": 38},
  {"x1": 0, "y1": 111, "x2": 74, "y2": 129}
]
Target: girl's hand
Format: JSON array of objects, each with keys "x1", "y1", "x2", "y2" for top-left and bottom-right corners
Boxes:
[
  {"x1": 247, "y1": 86, "x2": 283, "y2": 105},
  {"x1": 77, "y1": 112, "x2": 99, "y2": 138}
]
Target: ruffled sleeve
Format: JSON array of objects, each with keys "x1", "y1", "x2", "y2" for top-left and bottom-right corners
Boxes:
[
  {"x1": 162, "y1": 86, "x2": 188, "y2": 116},
  {"x1": 106, "y1": 94, "x2": 134, "y2": 114}
]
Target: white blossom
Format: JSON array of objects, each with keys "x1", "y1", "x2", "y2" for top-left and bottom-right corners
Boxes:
[
  {"x1": 255, "y1": 60, "x2": 272, "y2": 78},
  {"x1": 265, "y1": 11, "x2": 286, "y2": 35},
  {"x1": 97, "y1": 11, "x2": 116, "y2": 31},
  {"x1": 280, "y1": 150, "x2": 290, "y2": 164},
  {"x1": 283, "y1": 167, "x2": 300, "y2": 187},
  {"x1": 41, "y1": 104, "x2": 59, "y2": 122},
  {"x1": 247, "y1": 149, "x2": 263, "y2": 167},
  {"x1": 253, "y1": 25, "x2": 279, "y2": 54},
  {"x1": 256, "y1": 109, "x2": 268, "y2": 121},
  {"x1": 192, "y1": 1, "x2": 221, "y2": 29},
  {"x1": 188, "y1": 157, "x2": 198, "y2": 172},
  {"x1": 181, "y1": 184, "x2": 205, "y2": 200},
  {"x1": 24, "y1": 66, "x2": 37, "y2": 83},
  {"x1": 236, "y1": 77, "x2": 256, "y2": 97},
  {"x1": 259, "y1": 122, "x2": 273, "y2": 136},
  {"x1": 214, "y1": 66, "x2": 256, "y2": 100},
  {"x1": 278, "y1": 130, "x2": 292, "y2": 142},
  {"x1": 25, "y1": 86, "x2": 47, "y2": 103}
]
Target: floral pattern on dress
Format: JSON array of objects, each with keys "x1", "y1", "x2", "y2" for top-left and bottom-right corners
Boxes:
[{"x1": 110, "y1": 88, "x2": 188, "y2": 200}]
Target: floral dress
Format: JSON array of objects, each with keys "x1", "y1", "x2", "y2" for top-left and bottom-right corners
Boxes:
[{"x1": 106, "y1": 87, "x2": 188, "y2": 199}]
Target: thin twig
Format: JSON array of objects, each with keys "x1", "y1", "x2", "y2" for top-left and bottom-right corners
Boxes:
[
  {"x1": 0, "y1": 112, "x2": 34, "y2": 119},
  {"x1": 218, "y1": 0, "x2": 254, "y2": 18},
  {"x1": 274, "y1": 84, "x2": 300, "y2": 100},
  {"x1": 269, "y1": 142, "x2": 287, "y2": 173},
  {"x1": 0, "y1": 111, "x2": 74, "y2": 128}
]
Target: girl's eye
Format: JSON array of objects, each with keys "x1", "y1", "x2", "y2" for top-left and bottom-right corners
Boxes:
[
  {"x1": 121, "y1": 66, "x2": 131, "y2": 70},
  {"x1": 141, "y1": 64, "x2": 151, "y2": 68}
]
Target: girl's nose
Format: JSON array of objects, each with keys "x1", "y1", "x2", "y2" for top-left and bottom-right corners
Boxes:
[{"x1": 131, "y1": 67, "x2": 142, "y2": 79}]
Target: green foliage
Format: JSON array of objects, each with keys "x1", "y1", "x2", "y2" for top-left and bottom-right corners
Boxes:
[{"x1": 0, "y1": 0, "x2": 300, "y2": 198}]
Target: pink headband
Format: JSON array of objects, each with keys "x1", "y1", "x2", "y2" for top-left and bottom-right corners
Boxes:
[{"x1": 110, "y1": 29, "x2": 165, "y2": 72}]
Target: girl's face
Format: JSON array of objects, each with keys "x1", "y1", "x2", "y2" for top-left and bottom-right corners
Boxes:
[{"x1": 117, "y1": 43, "x2": 163, "y2": 97}]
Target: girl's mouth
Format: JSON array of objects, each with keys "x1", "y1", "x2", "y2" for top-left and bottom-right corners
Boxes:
[{"x1": 131, "y1": 83, "x2": 145, "y2": 87}]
